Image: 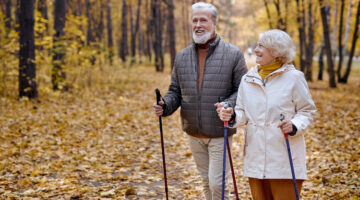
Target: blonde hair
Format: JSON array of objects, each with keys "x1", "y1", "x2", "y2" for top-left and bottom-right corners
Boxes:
[{"x1": 258, "y1": 29, "x2": 296, "y2": 64}]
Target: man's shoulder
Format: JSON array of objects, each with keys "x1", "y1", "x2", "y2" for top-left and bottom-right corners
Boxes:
[
  {"x1": 177, "y1": 44, "x2": 194, "y2": 56},
  {"x1": 218, "y1": 39, "x2": 241, "y2": 52}
]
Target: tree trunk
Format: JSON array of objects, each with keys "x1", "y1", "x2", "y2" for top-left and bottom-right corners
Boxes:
[
  {"x1": 337, "y1": 0, "x2": 345, "y2": 81},
  {"x1": 331, "y1": 1, "x2": 338, "y2": 59},
  {"x1": 342, "y1": 0, "x2": 353, "y2": 57},
  {"x1": 19, "y1": 0, "x2": 37, "y2": 98},
  {"x1": 340, "y1": 0, "x2": 360, "y2": 83},
  {"x1": 120, "y1": 0, "x2": 128, "y2": 63},
  {"x1": 135, "y1": 0, "x2": 142, "y2": 62},
  {"x1": 262, "y1": 0, "x2": 273, "y2": 29},
  {"x1": 318, "y1": 40, "x2": 325, "y2": 81},
  {"x1": 296, "y1": 0, "x2": 306, "y2": 72},
  {"x1": 145, "y1": 0, "x2": 152, "y2": 61},
  {"x1": 152, "y1": 0, "x2": 164, "y2": 72},
  {"x1": 86, "y1": 0, "x2": 94, "y2": 45},
  {"x1": 130, "y1": 3, "x2": 136, "y2": 64},
  {"x1": 106, "y1": 0, "x2": 113, "y2": 65},
  {"x1": 15, "y1": 0, "x2": 20, "y2": 32},
  {"x1": 167, "y1": 0, "x2": 176, "y2": 70},
  {"x1": 95, "y1": 0, "x2": 104, "y2": 43},
  {"x1": 4, "y1": 0, "x2": 11, "y2": 31},
  {"x1": 274, "y1": 0, "x2": 285, "y2": 31},
  {"x1": 52, "y1": 0, "x2": 67, "y2": 91},
  {"x1": 305, "y1": 1, "x2": 314, "y2": 81},
  {"x1": 320, "y1": 0, "x2": 336, "y2": 88}
]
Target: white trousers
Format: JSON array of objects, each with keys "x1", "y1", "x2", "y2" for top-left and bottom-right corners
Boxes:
[{"x1": 187, "y1": 135, "x2": 233, "y2": 200}]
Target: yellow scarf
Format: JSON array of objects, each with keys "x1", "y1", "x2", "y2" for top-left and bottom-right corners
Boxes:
[{"x1": 258, "y1": 61, "x2": 283, "y2": 80}]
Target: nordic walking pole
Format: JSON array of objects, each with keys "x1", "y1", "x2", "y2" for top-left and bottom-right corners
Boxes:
[
  {"x1": 221, "y1": 102, "x2": 229, "y2": 200},
  {"x1": 280, "y1": 114, "x2": 299, "y2": 200},
  {"x1": 155, "y1": 89, "x2": 169, "y2": 200},
  {"x1": 226, "y1": 139, "x2": 240, "y2": 200}
]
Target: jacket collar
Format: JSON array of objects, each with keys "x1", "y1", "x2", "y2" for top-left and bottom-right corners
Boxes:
[
  {"x1": 247, "y1": 63, "x2": 295, "y2": 78},
  {"x1": 192, "y1": 34, "x2": 221, "y2": 56}
]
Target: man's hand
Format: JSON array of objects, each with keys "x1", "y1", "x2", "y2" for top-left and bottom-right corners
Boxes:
[
  {"x1": 278, "y1": 119, "x2": 293, "y2": 134},
  {"x1": 214, "y1": 102, "x2": 233, "y2": 122},
  {"x1": 153, "y1": 100, "x2": 165, "y2": 116}
]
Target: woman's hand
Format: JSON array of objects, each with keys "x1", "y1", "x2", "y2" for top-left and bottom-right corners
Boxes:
[
  {"x1": 278, "y1": 119, "x2": 293, "y2": 134},
  {"x1": 214, "y1": 102, "x2": 234, "y2": 122}
]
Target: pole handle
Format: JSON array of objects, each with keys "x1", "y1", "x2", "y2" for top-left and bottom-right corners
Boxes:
[{"x1": 155, "y1": 88, "x2": 161, "y2": 105}]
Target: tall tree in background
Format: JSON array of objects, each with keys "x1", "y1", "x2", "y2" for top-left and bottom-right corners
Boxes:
[
  {"x1": 167, "y1": 0, "x2": 176, "y2": 69},
  {"x1": 263, "y1": 0, "x2": 273, "y2": 29},
  {"x1": 86, "y1": 0, "x2": 94, "y2": 46},
  {"x1": 120, "y1": 0, "x2": 128, "y2": 63},
  {"x1": 106, "y1": 0, "x2": 114, "y2": 65},
  {"x1": 274, "y1": 0, "x2": 286, "y2": 31},
  {"x1": 129, "y1": 0, "x2": 140, "y2": 64},
  {"x1": 37, "y1": 0, "x2": 48, "y2": 30},
  {"x1": 152, "y1": 0, "x2": 164, "y2": 71},
  {"x1": 52, "y1": 0, "x2": 67, "y2": 90},
  {"x1": 4, "y1": 0, "x2": 12, "y2": 32},
  {"x1": 19, "y1": 0, "x2": 37, "y2": 98},
  {"x1": 339, "y1": 0, "x2": 360, "y2": 83},
  {"x1": 319, "y1": 0, "x2": 336, "y2": 88},
  {"x1": 337, "y1": 0, "x2": 345, "y2": 81},
  {"x1": 296, "y1": 0, "x2": 306, "y2": 72},
  {"x1": 305, "y1": 1, "x2": 314, "y2": 81}
]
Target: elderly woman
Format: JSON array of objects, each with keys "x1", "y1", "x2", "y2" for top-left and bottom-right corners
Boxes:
[{"x1": 218, "y1": 29, "x2": 316, "y2": 199}]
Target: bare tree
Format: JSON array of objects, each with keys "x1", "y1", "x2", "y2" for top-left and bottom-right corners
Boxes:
[
  {"x1": 319, "y1": 0, "x2": 336, "y2": 88},
  {"x1": 19, "y1": 0, "x2": 37, "y2": 98}
]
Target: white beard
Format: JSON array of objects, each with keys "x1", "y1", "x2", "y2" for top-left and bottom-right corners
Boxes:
[{"x1": 192, "y1": 24, "x2": 215, "y2": 44}]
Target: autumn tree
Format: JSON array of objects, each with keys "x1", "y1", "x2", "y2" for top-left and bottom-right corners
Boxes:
[
  {"x1": 319, "y1": 0, "x2": 336, "y2": 88},
  {"x1": 106, "y1": 0, "x2": 114, "y2": 65},
  {"x1": 339, "y1": 0, "x2": 360, "y2": 83},
  {"x1": 52, "y1": 0, "x2": 67, "y2": 90},
  {"x1": 167, "y1": 0, "x2": 176, "y2": 70},
  {"x1": 120, "y1": 0, "x2": 128, "y2": 63},
  {"x1": 152, "y1": 0, "x2": 164, "y2": 72},
  {"x1": 19, "y1": 0, "x2": 38, "y2": 98}
]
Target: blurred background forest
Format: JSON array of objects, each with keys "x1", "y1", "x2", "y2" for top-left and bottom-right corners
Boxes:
[
  {"x1": 0, "y1": 0, "x2": 359, "y2": 199},
  {"x1": 0, "y1": 0, "x2": 360, "y2": 98}
]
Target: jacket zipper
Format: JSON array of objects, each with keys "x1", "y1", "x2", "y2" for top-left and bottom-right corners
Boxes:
[{"x1": 246, "y1": 74, "x2": 268, "y2": 178}]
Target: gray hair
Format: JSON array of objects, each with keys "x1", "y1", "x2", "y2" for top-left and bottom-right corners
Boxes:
[
  {"x1": 258, "y1": 29, "x2": 296, "y2": 64},
  {"x1": 192, "y1": 2, "x2": 218, "y2": 23}
]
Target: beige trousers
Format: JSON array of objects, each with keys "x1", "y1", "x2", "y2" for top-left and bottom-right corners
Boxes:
[{"x1": 187, "y1": 135, "x2": 233, "y2": 200}]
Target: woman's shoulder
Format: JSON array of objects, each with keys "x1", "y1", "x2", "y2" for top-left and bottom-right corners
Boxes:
[{"x1": 283, "y1": 64, "x2": 305, "y2": 79}]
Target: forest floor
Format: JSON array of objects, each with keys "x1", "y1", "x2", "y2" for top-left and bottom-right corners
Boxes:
[{"x1": 0, "y1": 57, "x2": 359, "y2": 199}]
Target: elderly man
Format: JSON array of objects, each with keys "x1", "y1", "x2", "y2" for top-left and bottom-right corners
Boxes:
[{"x1": 153, "y1": 2, "x2": 247, "y2": 199}]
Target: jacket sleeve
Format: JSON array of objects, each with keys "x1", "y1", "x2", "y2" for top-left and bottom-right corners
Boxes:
[
  {"x1": 162, "y1": 57, "x2": 182, "y2": 117},
  {"x1": 291, "y1": 73, "x2": 317, "y2": 135},
  {"x1": 232, "y1": 76, "x2": 248, "y2": 128},
  {"x1": 224, "y1": 50, "x2": 248, "y2": 108}
]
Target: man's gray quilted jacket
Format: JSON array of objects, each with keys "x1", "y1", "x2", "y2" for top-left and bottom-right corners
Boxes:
[{"x1": 162, "y1": 35, "x2": 247, "y2": 138}]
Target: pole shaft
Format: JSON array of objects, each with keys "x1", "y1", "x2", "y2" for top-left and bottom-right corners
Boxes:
[
  {"x1": 159, "y1": 116, "x2": 169, "y2": 200},
  {"x1": 226, "y1": 139, "x2": 239, "y2": 200},
  {"x1": 285, "y1": 136, "x2": 299, "y2": 200}
]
